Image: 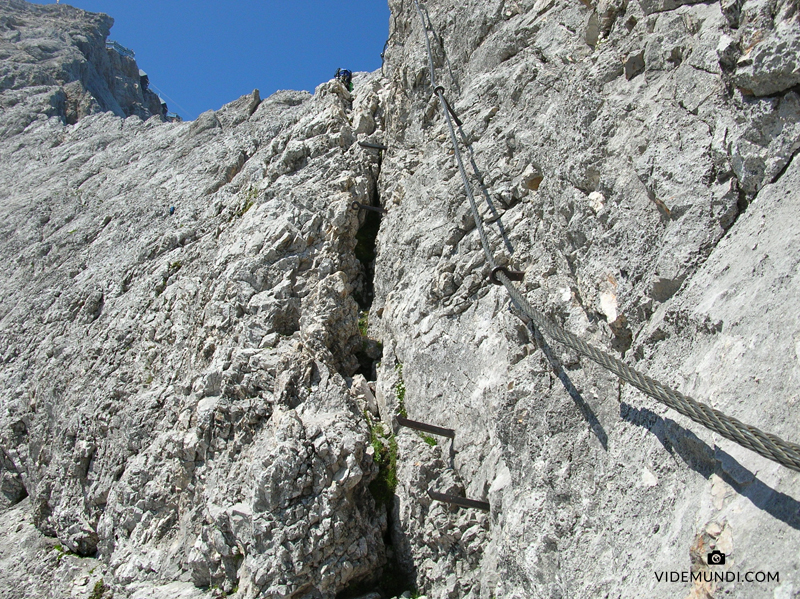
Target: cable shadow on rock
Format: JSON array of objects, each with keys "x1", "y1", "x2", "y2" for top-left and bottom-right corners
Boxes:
[
  {"x1": 621, "y1": 402, "x2": 800, "y2": 531},
  {"x1": 526, "y1": 320, "x2": 609, "y2": 450}
]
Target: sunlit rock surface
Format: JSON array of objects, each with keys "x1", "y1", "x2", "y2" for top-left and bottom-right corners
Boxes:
[{"x1": 0, "y1": 0, "x2": 799, "y2": 598}]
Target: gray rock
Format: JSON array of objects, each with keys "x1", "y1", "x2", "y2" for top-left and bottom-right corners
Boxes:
[
  {"x1": 727, "y1": 0, "x2": 800, "y2": 96},
  {"x1": 0, "y1": 1, "x2": 162, "y2": 124},
  {"x1": 0, "y1": 2, "x2": 388, "y2": 596},
  {"x1": 734, "y1": 24, "x2": 800, "y2": 95},
  {"x1": 1, "y1": 0, "x2": 799, "y2": 598}
]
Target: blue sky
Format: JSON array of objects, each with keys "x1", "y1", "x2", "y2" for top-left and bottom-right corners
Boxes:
[{"x1": 36, "y1": 1, "x2": 391, "y2": 120}]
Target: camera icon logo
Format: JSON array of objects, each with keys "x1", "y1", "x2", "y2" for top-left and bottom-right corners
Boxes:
[{"x1": 707, "y1": 550, "x2": 726, "y2": 565}]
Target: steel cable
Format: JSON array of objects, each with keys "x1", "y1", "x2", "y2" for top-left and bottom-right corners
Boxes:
[
  {"x1": 412, "y1": 0, "x2": 800, "y2": 473},
  {"x1": 414, "y1": 1, "x2": 497, "y2": 270}
]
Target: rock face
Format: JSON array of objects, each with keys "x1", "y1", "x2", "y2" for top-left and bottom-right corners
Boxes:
[
  {"x1": 0, "y1": 0, "x2": 163, "y2": 131},
  {"x1": 0, "y1": 0, "x2": 799, "y2": 598},
  {"x1": 0, "y1": 2, "x2": 389, "y2": 597},
  {"x1": 371, "y1": 0, "x2": 800, "y2": 597}
]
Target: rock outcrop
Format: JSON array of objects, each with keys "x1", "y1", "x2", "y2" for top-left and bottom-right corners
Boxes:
[
  {"x1": 0, "y1": 0, "x2": 163, "y2": 132},
  {"x1": 0, "y1": 0, "x2": 799, "y2": 598}
]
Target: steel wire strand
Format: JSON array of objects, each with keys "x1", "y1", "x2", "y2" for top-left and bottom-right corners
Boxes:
[
  {"x1": 498, "y1": 271, "x2": 800, "y2": 472},
  {"x1": 414, "y1": 0, "x2": 497, "y2": 269},
  {"x1": 412, "y1": 0, "x2": 800, "y2": 473}
]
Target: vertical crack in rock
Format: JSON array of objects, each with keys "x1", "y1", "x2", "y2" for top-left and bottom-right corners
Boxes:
[
  {"x1": 353, "y1": 167, "x2": 383, "y2": 312},
  {"x1": 352, "y1": 160, "x2": 385, "y2": 381}
]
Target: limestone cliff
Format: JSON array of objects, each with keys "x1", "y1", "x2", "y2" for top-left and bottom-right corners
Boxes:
[{"x1": 0, "y1": 0, "x2": 798, "y2": 598}]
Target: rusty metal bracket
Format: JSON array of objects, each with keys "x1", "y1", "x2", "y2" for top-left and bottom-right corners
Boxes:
[
  {"x1": 351, "y1": 201, "x2": 386, "y2": 214},
  {"x1": 433, "y1": 86, "x2": 463, "y2": 127},
  {"x1": 358, "y1": 141, "x2": 388, "y2": 151},
  {"x1": 397, "y1": 416, "x2": 455, "y2": 438},
  {"x1": 427, "y1": 489, "x2": 490, "y2": 511},
  {"x1": 490, "y1": 266, "x2": 525, "y2": 286}
]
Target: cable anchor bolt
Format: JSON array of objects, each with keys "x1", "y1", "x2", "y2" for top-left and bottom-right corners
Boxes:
[
  {"x1": 490, "y1": 266, "x2": 525, "y2": 285},
  {"x1": 433, "y1": 86, "x2": 463, "y2": 127}
]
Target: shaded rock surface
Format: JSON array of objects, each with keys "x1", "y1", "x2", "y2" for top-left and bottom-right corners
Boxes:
[
  {"x1": 0, "y1": 0, "x2": 799, "y2": 598},
  {"x1": 0, "y1": 0, "x2": 163, "y2": 131}
]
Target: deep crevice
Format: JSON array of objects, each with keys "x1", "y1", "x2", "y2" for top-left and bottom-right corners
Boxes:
[
  {"x1": 336, "y1": 522, "x2": 412, "y2": 599},
  {"x1": 337, "y1": 498, "x2": 414, "y2": 599},
  {"x1": 353, "y1": 207, "x2": 381, "y2": 310},
  {"x1": 352, "y1": 156, "x2": 384, "y2": 380},
  {"x1": 337, "y1": 423, "x2": 412, "y2": 599}
]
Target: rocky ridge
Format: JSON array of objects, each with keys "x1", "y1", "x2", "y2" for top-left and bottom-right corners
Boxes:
[
  {"x1": 0, "y1": 0, "x2": 163, "y2": 130},
  {"x1": 0, "y1": 0, "x2": 799, "y2": 598}
]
